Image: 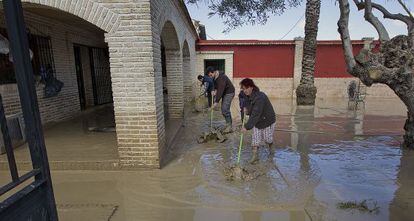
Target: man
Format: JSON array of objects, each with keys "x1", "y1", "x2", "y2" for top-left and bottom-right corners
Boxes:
[
  {"x1": 197, "y1": 74, "x2": 214, "y2": 108},
  {"x1": 206, "y1": 66, "x2": 235, "y2": 133}
]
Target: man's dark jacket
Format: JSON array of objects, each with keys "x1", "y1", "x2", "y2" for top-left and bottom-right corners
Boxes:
[{"x1": 214, "y1": 73, "x2": 235, "y2": 103}]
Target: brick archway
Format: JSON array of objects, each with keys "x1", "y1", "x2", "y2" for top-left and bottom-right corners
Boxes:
[
  {"x1": 161, "y1": 20, "x2": 183, "y2": 120},
  {"x1": 21, "y1": 0, "x2": 120, "y2": 33}
]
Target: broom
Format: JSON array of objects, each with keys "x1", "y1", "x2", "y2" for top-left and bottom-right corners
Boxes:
[
  {"x1": 237, "y1": 116, "x2": 246, "y2": 164},
  {"x1": 210, "y1": 95, "x2": 214, "y2": 129},
  {"x1": 236, "y1": 116, "x2": 290, "y2": 186}
]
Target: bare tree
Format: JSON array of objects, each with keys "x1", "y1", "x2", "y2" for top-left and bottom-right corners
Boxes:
[
  {"x1": 337, "y1": 0, "x2": 414, "y2": 148},
  {"x1": 187, "y1": 0, "x2": 321, "y2": 105}
]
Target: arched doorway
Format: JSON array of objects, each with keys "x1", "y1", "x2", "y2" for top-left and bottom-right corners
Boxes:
[
  {"x1": 156, "y1": 20, "x2": 185, "y2": 165},
  {"x1": 0, "y1": 3, "x2": 118, "y2": 169},
  {"x1": 160, "y1": 21, "x2": 183, "y2": 120}
]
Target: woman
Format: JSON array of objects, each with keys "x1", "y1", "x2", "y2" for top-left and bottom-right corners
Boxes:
[{"x1": 240, "y1": 78, "x2": 276, "y2": 164}]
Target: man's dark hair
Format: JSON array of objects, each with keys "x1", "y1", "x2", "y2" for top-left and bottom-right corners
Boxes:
[
  {"x1": 205, "y1": 66, "x2": 218, "y2": 75},
  {"x1": 197, "y1": 75, "x2": 204, "y2": 81}
]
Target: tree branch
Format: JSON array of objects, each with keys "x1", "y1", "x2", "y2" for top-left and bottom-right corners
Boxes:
[
  {"x1": 355, "y1": 1, "x2": 412, "y2": 25},
  {"x1": 397, "y1": 0, "x2": 414, "y2": 20},
  {"x1": 363, "y1": 0, "x2": 390, "y2": 41},
  {"x1": 338, "y1": 0, "x2": 356, "y2": 73}
]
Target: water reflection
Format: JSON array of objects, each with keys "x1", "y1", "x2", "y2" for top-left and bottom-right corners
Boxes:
[
  {"x1": 0, "y1": 98, "x2": 408, "y2": 221},
  {"x1": 291, "y1": 105, "x2": 315, "y2": 173},
  {"x1": 344, "y1": 109, "x2": 364, "y2": 135},
  {"x1": 193, "y1": 209, "x2": 310, "y2": 221},
  {"x1": 389, "y1": 149, "x2": 414, "y2": 221}
]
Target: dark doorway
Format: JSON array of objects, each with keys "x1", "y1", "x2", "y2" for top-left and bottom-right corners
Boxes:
[
  {"x1": 204, "y1": 59, "x2": 225, "y2": 74},
  {"x1": 89, "y1": 47, "x2": 112, "y2": 105},
  {"x1": 74, "y1": 45, "x2": 86, "y2": 110}
]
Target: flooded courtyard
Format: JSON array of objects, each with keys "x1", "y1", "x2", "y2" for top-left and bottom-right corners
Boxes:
[{"x1": 1, "y1": 98, "x2": 413, "y2": 221}]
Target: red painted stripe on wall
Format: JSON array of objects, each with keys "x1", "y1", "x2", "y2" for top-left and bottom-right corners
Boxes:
[
  {"x1": 197, "y1": 44, "x2": 295, "y2": 78},
  {"x1": 234, "y1": 45, "x2": 295, "y2": 78},
  {"x1": 315, "y1": 44, "x2": 364, "y2": 78},
  {"x1": 197, "y1": 40, "x2": 380, "y2": 79}
]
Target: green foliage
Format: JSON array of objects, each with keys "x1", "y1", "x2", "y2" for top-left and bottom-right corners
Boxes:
[{"x1": 187, "y1": 0, "x2": 303, "y2": 32}]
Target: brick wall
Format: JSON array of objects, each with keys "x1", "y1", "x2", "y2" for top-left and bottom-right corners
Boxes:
[
  {"x1": 197, "y1": 41, "x2": 295, "y2": 78},
  {"x1": 165, "y1": 49, "x2": 184, "y2": 119},
  {"x1": 104, "y1": 0, "x2": 160, "y2": 168},
  {"x1": 150, "y1": 0, "x2": 197, "y2": 167},
  {"x1": 197, "y1": 39, "x2": 398, "y2": 99},
  {"x1": 232, "y1": 78, "x2": 294, "y2": 98},
  {"x1": 183, "y1": 41, "x2": 192, "y2": 102},
  {"x1": 0, "y1": 0, "x2": 198, "y2": 169},
  {"x1": 0, "y1": 9, "x2": 106, "y2": 124},
  {"x1": 196, "y1": 51, "x2": 234, "y2": 78}
]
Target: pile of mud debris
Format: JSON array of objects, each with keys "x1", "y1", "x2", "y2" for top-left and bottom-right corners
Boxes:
[{"x1": 197, "y1": 126, "x2": 228, "y2": 143}]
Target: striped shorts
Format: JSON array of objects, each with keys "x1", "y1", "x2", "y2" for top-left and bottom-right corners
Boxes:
[{"x1": 252, "y1": 123, "x2": 276, "y2": 147}]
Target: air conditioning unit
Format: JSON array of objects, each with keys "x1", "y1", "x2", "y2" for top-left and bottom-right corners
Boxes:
[{"x1": 0, "y1": 112, "x2": 26, "y2": 154}]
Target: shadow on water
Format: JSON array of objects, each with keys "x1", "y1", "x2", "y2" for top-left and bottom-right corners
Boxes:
[{"x1": 389, "y1": 148, "x2": 414, "y2": 221}]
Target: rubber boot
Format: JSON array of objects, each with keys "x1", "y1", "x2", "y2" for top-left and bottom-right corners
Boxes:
[
  {"x1": 268, "y1": 143, "x2": 275, "y2": 162},
  {"x1": 223, "y1": 117, "x2": 233, "y2": 133},
  {"x1": 249, "y1": 146, "x2": 259, "y2": 164},
  {"x1": 268, "y1": 143, "x2": 274, "y2": 155},
  {"x1": 223, "y1": 123, "x2": 233, "y2": 133}
]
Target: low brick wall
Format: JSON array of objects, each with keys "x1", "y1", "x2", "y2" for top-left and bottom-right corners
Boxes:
[
  {"x1": 232, "y1": 78, "x2": 294, "y2": 98},
  {"x1": 231, "y1": 77, "x2": 397, "y2": 99}
]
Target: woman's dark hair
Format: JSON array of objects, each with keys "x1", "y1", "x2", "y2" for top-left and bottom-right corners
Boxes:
[
  {"x1": 197, "y1": 75, "x2": 204, "y2": 81},
  {"x1": 240, "y1": 78, "x2": 259, "y2": 91}
]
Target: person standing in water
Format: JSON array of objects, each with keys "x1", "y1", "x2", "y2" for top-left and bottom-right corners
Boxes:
[
  {"x1": 238, "y1": 89, "x2": 248, "y2": 123},
  {"x1": 206, "y1": 66, "x2": 235, "y2": 133},
  {"x1": 240, "y1": 78, "x2": 276, "y2": 164}
]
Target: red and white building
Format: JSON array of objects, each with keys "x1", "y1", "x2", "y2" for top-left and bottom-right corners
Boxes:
[{"x1": 196, "y1": 38, "x2": 396, "y2": 99}]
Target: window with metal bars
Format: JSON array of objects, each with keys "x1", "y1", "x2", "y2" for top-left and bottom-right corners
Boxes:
[{"x1": 0, "y1": 28, "x2": 56, "y2": 85}]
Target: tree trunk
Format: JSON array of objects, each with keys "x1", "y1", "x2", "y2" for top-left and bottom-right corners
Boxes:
[
  {"x1": 389, "y1": 74, "x2": 414, "y2": 150},
  {"x1": 337, "y1": 0, "x2": 414, "y2": 149},
  {"x1": 371, "y1": 36, "x2": 414, "y2": 149},
  {"x1": 296, "y1": 0, "x2": 321, "y2": 105}
]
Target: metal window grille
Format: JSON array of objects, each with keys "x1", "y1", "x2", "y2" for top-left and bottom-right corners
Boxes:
[
  {"x1": 89, "y1": 47, "x2": 112, "y2": 105},
  {"x1": 0, "y1": 28, "x2": 56, "y2": 84}
]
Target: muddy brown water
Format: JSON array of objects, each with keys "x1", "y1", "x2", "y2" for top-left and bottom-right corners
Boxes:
[{"x1": 1, "y1": 98, "x2": 413, "y2": 221}]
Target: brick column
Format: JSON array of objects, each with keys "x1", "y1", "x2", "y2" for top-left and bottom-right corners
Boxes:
[
  {"x1": 183, "y1": 55, "x2": 192, "y2": 102},
  {"x1": 104, "y1": 1, "x2": 161, "y2": 169},
  {"x1": 293, "y1": 37, "x2": 304, "y2": 98},
  {"x1": 165, "y1": 49, "x2": 184, "y2": 119}
]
